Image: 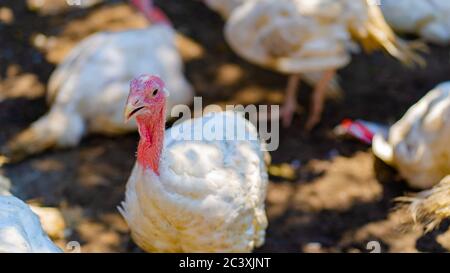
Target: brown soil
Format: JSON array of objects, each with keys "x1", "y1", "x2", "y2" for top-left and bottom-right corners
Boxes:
[{"x1": 1, "y1": 0, "x2": 450, "y2": 253}]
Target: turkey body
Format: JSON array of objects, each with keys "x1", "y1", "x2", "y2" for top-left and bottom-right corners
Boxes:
[
  {"x1": 381, "y1": 0, "x2": 450, "y2": 45},
  {"x1": 0, "y1": 195, "x2": 61, "y2": 253},
  {"x1": 373, "y1": 82, "x2": 450, "y2": 189},
  {"x1": 225, "y1": 0, "x2": 420, "y2": 75},
  {"x1": 120, "y1": 112, "x2": 269, "y2": 252},
  {"x1": 4, "y1": 24, "x2": 193, "y2": 161}
]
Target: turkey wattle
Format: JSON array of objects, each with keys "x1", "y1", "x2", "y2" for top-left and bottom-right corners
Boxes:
[{"x1": 119, "y1": 75, "x2": 269, "y2": 252}]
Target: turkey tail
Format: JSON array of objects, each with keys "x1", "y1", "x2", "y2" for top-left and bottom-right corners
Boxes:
[
  {"x1": 396, "y1": 176, "x2": 450, "y2": 233},
  {"x1": 1, "y1": 110, "x2": 85, "y2": 163},
  {"x1": 350, "y1": 1, "x2": 428, "y2": 67}
]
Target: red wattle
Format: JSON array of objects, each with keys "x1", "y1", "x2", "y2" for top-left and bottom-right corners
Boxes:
[{"x1": 136, "y1": 106, "x2": 166, "y2": 175}]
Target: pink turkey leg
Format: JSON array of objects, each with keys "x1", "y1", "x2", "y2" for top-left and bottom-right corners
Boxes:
[{"x1": 281, "y1": 74, "x2": 301, "y2": 128}]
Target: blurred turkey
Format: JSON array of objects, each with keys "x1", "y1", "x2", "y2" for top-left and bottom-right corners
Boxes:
[
  {"x1": 119, "y1": 75, "x2": 268, "y2": 252},
  {"x1": 381, "y1": 0, "x2": 450, "y2": 45},
  {"x1": 0, "y1": 192, "x2": 61, "y2": 252},
  {"x1": 27, "y1": 0, "x2": 103, "y2": 15},
  {"x1": 203, "y1": 0, "x2": 344, "y2": 127},
  {"x1": 2, "y1": 0, "x2": 194, "y2": 162},
  {"x1": 225, "y1": 0, "x2": 425, "y2": 129},
  {"x1": 397, "y1": 175, "x2": 450, "y2": 232},
  {"x1": 373, "y1": 82, "x2": 450, "y2": 189}
]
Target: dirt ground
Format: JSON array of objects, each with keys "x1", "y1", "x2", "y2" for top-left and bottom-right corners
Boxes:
[{"x1": 1, "y1": 0, "x2": 450, "y2": 253}]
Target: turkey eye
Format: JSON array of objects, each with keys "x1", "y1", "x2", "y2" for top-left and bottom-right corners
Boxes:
[{"x1": 152, "y1": 89, "x2": 158, "y2": 96}]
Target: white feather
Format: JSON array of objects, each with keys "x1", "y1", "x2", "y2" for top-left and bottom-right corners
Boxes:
[{"x1": 120, "y1": 112, "x2": 268, "y2": 252}]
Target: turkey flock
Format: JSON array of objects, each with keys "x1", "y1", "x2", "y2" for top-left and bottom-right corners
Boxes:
[{"x1": 0, "y1": 0, "x2": 450, "y2": 253}]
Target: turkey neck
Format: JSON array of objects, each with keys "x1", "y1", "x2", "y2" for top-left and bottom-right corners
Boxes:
[{"x1": 136, "y1": 105, "x2": 166, "y2": 175}]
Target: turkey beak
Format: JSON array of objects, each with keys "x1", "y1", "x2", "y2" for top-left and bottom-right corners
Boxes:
[{"x1": 124, "y1": 102, "x2": 145, "y2": 123}]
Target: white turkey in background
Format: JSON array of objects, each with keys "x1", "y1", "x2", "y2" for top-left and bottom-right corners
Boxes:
[
  {"x1": 373, "y1": 82, "x2": 450, "y2": 189},
  {"x1": 225, "y1": 0, "x2": 425, "y2": 129},
  {"x1": 202, "y1": 0, "x2": 344, "y2": 127},
  {"x1": 2, "y1": 0, "x2": 194, "y2": 162},
  {"x1": 119, "y1": 75, "x2": 269, "y2": 252},
  {"x1": 381, "y1": 0, "x2": 450, "y2": 45}
]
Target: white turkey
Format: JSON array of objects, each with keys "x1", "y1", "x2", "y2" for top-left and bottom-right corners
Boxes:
[
  {"x1": 225, "y1": 0, "x2": 425, "y2": 129},
  {"x1": 0, "y1": 194, "x2": 61, "y2": 253},
  {"x1": 0, "y1": 175, "x2": 10, "y2": 196},
  {"x1": 381, "y1": 0, "x2": 450, "y2": 45},
  {"x1": 2, "y1": 0, "x2": 194, "y2": 162},
  {"x1": 119, "y1": 75, "x2": 269, "y2": 252},
  {"x1": 373, "y1": 82, "x2": 450, "y2": 189}
]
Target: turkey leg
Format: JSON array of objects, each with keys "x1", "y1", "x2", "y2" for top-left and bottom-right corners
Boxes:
[{"x1": 305, "y1": 69, "x2": 336, "y2": 130}]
